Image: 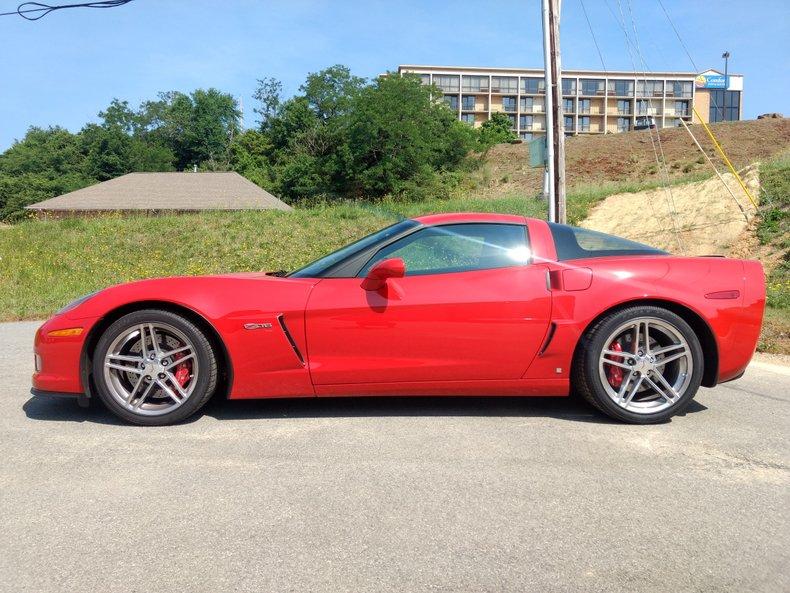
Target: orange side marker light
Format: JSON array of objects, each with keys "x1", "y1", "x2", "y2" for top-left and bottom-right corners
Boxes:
[{"x1": 47, "y1": 328, "x2": 84, "y2": 337}]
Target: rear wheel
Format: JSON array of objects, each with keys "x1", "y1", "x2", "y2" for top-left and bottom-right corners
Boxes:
[
  {"x1": 92, "y1": 309, "x2": 218, "y2": 426},
  {"x1": 572, "y1": 306, "x2": 704, "y2": 424}
]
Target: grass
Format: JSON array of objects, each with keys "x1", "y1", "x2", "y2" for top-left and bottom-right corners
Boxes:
[
  {"x1": 754, "y1": 153, "x2": 790, "y2": 354},
  {"x1": 758, "y1": 308, "x2": 790, "y2": 355},
  {"x1": 0, "y1": 163, "x2": 786, "y2": 356},
  {"x1": 0, "y1": 194, "x2": 548, "y2": 320},
  {"x1": 0, "y1": 172, "x2": 746, "y2": 322}
]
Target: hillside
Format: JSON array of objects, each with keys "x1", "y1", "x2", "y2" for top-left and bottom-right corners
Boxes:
[
  {"x1": 475, "y1": 118, "x2": 790, "y2": 200},
  {"x1": 1, "y1": 118, "x2": 787, "y2": 353}
]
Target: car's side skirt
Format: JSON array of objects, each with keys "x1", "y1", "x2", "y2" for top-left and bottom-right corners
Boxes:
[{"x1": 314, "y1": 378, "x2": 569, "y2": 397}]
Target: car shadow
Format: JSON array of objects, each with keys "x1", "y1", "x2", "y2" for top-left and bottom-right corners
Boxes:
[{"x1": 22, "y1": 393, "x2": 708, "y2": 426}]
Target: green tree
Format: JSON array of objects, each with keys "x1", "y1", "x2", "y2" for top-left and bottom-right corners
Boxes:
[
  {"x1": 346, "y1": 73, "x2": 474, "y2": 197},
  {"x1": 300, "y1": 64, "x2": 365, "y2": 121},
  {"x1": 0, "y1": 127, "x2": 92, "y2": 219},
  {"x1": 253, "y1": 77, "x2": 283, "y2": 131},
  {"x1": 149, "y1": 89, "x2": 240, "y2": 170},
  {"x1": 229, "y1": 129, "x2": 274, "y2": 189},
  {"x1": 477, "y1": 113, "x2": 517, "y2": 149},
  {"x1": 81, "y1": 124, "x2": 174, "y2": 180}
]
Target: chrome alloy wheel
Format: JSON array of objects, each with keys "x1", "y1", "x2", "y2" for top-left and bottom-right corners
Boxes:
[
  {"x1": 597, "y1": 317, "x2": 693, "y2": 415},
  {"x1": 102, "y1": 322, "x2": 199, "y2": 416}
]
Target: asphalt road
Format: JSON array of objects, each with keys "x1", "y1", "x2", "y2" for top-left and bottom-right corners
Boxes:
[{"x1": 1, "y1": 320, "x2": 788, "y2": 593}]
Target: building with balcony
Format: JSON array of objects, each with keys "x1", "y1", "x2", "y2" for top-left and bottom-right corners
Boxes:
[{"x1": 398, "y1": 65, "x2": 743, "y2": 140}]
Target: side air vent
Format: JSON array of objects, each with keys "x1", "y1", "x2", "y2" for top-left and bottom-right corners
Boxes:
[
  {"x1": 538, "y1": 322, "x2": 558, "y2": 356},
  {"x1": 277, "y1": 314, "x2": 305, "y2": 366}
]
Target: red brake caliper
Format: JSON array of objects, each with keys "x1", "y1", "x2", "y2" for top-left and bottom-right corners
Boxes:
[
  {"x1": 172, "y1": 352, "x2": 191, "y2": 387},
  {"x1": 606, "y1": 340, "x2": 624, "y2": 388}
]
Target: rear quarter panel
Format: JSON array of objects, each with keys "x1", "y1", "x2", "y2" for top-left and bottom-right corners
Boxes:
[{"x1": 525, "y1": 256, "x2": 765, "y2": 385}]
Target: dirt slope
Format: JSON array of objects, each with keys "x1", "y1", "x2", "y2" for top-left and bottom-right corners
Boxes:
[
  {"x1": 582, "y1": 166, "x2": 759, "y2": 255},
  {"x1": 477, "y1": 118, "x2": 790, "y2": 198}
]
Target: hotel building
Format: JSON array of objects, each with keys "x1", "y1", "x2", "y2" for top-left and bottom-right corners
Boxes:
[{"x1": 398, "y1": 65, "x2": 744, "y2": 140}]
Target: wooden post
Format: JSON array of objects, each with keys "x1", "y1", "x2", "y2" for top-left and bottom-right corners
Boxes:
[{"x1": 548, "y1": 0, "x2": 566, "y2": 223}]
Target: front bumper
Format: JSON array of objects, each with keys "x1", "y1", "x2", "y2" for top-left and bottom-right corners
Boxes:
[
  {"x1": 32, "y1": 316, "x2": 97, "y2": 395},
  {"x1": 30, "y1": 388, "x2": 89, "y2": 408}
]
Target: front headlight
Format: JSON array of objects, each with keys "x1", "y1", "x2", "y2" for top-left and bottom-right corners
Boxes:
[{"x1": 56, "y1": 291, "x2": 99, "y2": 315}]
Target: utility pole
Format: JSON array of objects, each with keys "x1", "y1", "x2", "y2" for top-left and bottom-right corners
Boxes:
[
  {"x1": 542, "y1": 0, "x2": 566, "y2": 223},
  {"x1": 721, "y1": 51, "x2": 730, "y2": 122}
]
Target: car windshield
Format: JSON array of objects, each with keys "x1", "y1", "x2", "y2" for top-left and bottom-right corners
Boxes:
[{"x1": 289, "y1": 219, "x2": 419, "y2": 278}]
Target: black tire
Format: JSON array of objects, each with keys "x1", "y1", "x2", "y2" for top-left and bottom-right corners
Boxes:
[
  {"x1": 572, "y1": 306, "x2": 704, "y2": 424},
  {"x1": 92, "y1": 309, "x2": 218, "y2": 426}
]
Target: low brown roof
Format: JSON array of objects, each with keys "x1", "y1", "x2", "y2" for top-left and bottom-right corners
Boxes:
[{"x1": 25, "y1": 172, "x2": 292, "y2": 212}]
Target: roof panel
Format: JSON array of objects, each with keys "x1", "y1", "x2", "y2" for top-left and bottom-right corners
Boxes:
[{"x1": 25, "y1": 172, "x2": 292, "y2": 211}]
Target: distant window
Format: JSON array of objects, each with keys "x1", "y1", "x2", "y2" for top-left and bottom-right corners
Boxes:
[
  {"x1": 462, "y1": 95, "x2": 475, "y2": 111},
  {"x1": 520, "y1": 96, "x2": 534, "y2": 112},
  {"x1": 617, "y1": 99, "x2": 631, "y2": 114},
  {"x1": 502, "y1": 96, "x2": 517, "y2": 112},
  {"x1": 562, "y1": 78, "x2": 577, "y2": 95},
  {"x1": 462, "y1": 75, "x2": 488, "y2": 92},
  {"x1": 636, "y1": 80, "x2": 664, "y2": 97},
  {"x1": 491, "y1": 76, "x2": 518, "y2": 93},
  {"x1": 674, "y1": 100, "x2": 689, "y2": 117},
  {"x1": 549, "y1": 224, "x2": 668, "y2": 261},
  {"x1": 671, "y1": 81, "x2": 693, "y2": 98},
  {"x1": 360, "y1": 223, "x2": 531, "y2": 276},
  {"x1": 579, "y1": 116, "x2": 591, "y2": 131},
  {"x1": 443, "y1": 94, "x2": 458, "y2": 110},
  {"x1": 418, "y1": 74, "x2": 430, "y2": 86},
  {"x1": 708, "y1": 90, "x2": 740, "y2": 122},
  {"x1": 520, "y1": 115, "x2": 534, "y2": 130},
  {"x1": 580, "y1": 78, "x2": 604, "y2": 95},
  {"x1": 460, "y1": 113, "x2": 475, "y2": 125},
  {"x1": 609, "y1": 80, "x2": 634, "y2": 96},
  {"x1": 617, "y1": 117, "x2": 631, "y2": 132},
  {"x1": 433, "y1": 75, "x2": 459, "y2": 92},
  {"x1": 520, "y1": 132, "x2": 534, "y2": 141},
  {"x1": 579, "y1": 99, "x2": 591, "y2": 114},
  {"x1": 521, "y1": 77, "x2": 545, "y2": 94},
  {"x1": 564, "y1": 115, "x2": 574, "y2": 131},
  {"x1": 563, "y1": 98, "x2": 574, "y2": 113}
]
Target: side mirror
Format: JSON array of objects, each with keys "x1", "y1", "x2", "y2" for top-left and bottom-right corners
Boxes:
[{"x1": 361, "y1": 257, "x2": 406, "y2": 291}]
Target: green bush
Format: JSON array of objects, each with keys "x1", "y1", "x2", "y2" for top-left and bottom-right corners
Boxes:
[{"x1": 756, "y1": 155, "x2": 790, "y2": 247}]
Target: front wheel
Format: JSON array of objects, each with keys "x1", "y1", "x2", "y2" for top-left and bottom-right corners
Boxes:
[
  {"x1": 92, "y1": 309, "x2": 218, "y2": 425},
  {"x1": 572, "y1": 306, "x2": 704, "y2": 424}
]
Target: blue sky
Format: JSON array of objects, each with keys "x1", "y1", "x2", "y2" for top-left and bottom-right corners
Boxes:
[{"x1": 0, "y1": 0, "x2": 788, "y2": 150}]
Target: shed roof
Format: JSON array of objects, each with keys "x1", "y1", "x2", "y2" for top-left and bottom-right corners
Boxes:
[{"x1": 25, "y1": 172, "x2": 292, "y2": 212}]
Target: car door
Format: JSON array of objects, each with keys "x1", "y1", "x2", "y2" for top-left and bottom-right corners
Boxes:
[{"x1": 304, "y1": 222, "x2": 552, "y2": 387}]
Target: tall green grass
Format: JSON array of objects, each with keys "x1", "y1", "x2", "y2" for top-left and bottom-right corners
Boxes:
[{"x1": 0, "y1": 172, "x2": 716, "y2": 321}]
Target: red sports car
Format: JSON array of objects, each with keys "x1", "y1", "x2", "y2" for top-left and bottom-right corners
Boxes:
[{"x1": 32, "y1": 213, "x2": 765, "y2": 425}]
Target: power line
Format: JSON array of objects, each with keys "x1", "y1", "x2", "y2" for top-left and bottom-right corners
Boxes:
[
  {"x1": 609, "y1": 0, "x2": 685, "y2": 253},
  {"x1": 656, "y1": 0, "x2": 699, "y2": 72},
  {"x1": 625, "y1": 0, "x2": 686, "y2": 251},
  {"x1": 0, "y1": 1, "x2": 133, "y2": 20},
  {"x1": 655, "y1": 0, "x2": 727, "y2": 130},
  {"x1": 578, "y1": 0, "x2": 607, "y2": 73}
]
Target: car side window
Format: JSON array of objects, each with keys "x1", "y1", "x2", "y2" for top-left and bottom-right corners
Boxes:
[{"x1": 358, "y1": 223, "x2": 530, "y2": 276}]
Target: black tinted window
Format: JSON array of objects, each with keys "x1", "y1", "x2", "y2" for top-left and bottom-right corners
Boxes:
[
  {"x1": 549, "y1": 223, "x2": 667, "y2": 261},
  {"x1": 360, "y1": 223, "x2": 530, "y2": 276}
]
